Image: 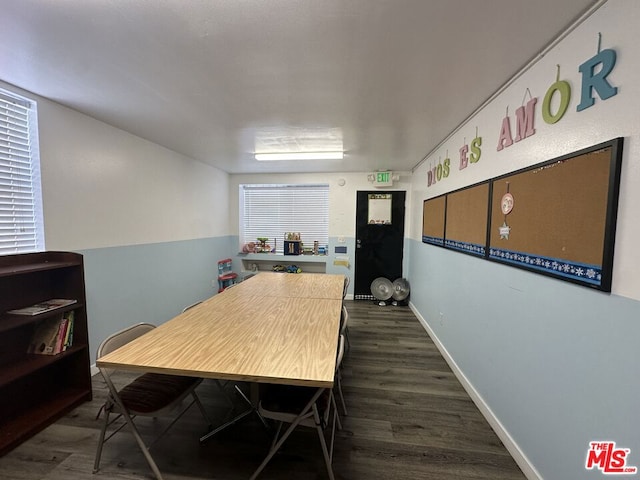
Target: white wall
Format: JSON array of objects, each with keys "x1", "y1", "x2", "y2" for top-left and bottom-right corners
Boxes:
[
  {"x1": 408, "y1": 2, "x2": 640, "y2": 479},
  {"x1": 229, "y1": 171, "x2": 413, "y2": 294},
  {"x1": 37, "y1": 98, "x2": 229, "y2": 250},
  {"x1": 409, "y1": 0, "x2": 640, "y2": 301},
  {"x1": 1, "y1": 80, "x2": 233, "y2": 361},
  {"x1": 228, "y1": 171, "x2": 412, "y2": 238}
]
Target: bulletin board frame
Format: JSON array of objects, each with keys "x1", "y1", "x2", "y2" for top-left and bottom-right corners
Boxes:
[
  {"x1": 421, "y1": 137, "x2": 623, "y2": 292},
  {"x1": 487, "y1": 137, "x2": 623, "y2": 291},
  {"x1": 422, "y1": 194, "x2": 446, "y2": 246},
  {"x1": 422, "y1": 181, "x2": 490, "y2": 257},
  {"x1": 443, "y1": 181, "x2": 491, "y2": 258}
]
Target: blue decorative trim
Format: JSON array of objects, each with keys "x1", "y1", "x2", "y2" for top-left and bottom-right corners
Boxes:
[
  {"x1": 445, "y1": 239, "x2": 485, "y2": 257},
  {"x1": 489, "y1": 247, "x2": 602, "y2": 286},
  {"x1": 422, "y1": 235, "x2": 444, "y2": 246}
]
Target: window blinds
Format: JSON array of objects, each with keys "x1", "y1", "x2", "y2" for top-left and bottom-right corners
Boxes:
[
  {"x1": 240, "y1": 184, "x2": 329, "y2": 253},
  {"x1": 0, "y1": 91, "x2": 44, "y2": 255}
]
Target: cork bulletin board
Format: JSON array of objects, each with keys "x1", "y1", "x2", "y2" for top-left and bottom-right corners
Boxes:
[
  {"x1": 445, "y1": 182, "x2": 490, "y2": 257},
  {"x1": 421, "y1": 137, "x2": 623, "y2": 291},
  {"x1": 422, "y1": 194, "x2": 445, "y2": 246},
  {"x1": 488, "y1": 137, "x2": 623, "y2": 291}
]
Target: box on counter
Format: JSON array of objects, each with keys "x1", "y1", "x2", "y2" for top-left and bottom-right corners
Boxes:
[{"x1": 284, "y1": 240, "x2": 301, "y2": 255}]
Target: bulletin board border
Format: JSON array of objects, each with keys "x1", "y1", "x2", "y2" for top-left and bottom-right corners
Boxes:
[
  {"x1": 422, "y1": 235, "x2": 445, "y2": 246},
  {"x1": 445, "y1": 240, "x2": 486, "y2": 257},
  {"x1": 421, "y1": 137, "x2": 624, "y2": 292},
  {"x1": 488, "y1": 247, "x2": 602, "y2": 286},
  {"x1": 421, "y1": 192, "x2": 447, "y2": 248},
  {"x1": 421, "y1": 180, "x2": 491, "y2": 259},
  {"x1": 487, "y1": 137, "x2": 623, "y2": 291}
]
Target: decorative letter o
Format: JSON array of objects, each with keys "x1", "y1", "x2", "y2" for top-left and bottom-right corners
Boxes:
[{"x1": 542, "y1": 80, "x2": 571, "y2": 124}]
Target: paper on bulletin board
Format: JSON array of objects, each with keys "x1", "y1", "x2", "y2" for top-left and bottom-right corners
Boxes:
[{"x1": 333, "y1": 256, "x2": 350, "y2": 268}]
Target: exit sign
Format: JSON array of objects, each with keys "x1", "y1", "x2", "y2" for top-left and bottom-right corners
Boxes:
[{"x1": 372, "y1": 171, "x2": 393, "y2": 187}]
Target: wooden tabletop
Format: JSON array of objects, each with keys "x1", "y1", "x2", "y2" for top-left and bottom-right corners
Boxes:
[
  {"x1": 224, "y1": 272, "x2": 345, "y2": 299},
  {"x1": 97, "y1": 273, "x2": 345, "y2": 387}
]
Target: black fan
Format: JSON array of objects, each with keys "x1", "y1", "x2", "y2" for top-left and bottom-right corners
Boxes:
[{"x1": 370, "y1": 277, "x2": 393, "y2": 306}]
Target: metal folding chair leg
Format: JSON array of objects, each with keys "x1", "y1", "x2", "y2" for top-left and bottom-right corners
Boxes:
[
  {"x1": 93, "y1": 408, "x2": 110, "y2": 473},
  {"x1": 335, "y1": 371, "x2": 347, "y2": 416},
  {"x1": 330, "y1": 390, "x2": 343, "y2": 431},
  {"x1": 250, "y1": 388, "x2": 334, "y2": 480},
  {"x1": 199, "y1": 384, "x2": 268, "y2": 443},
  {"x1": 314, "y1": 403, "x2": 336, "y2": 480},
  {"x1": 98, "y1": 380, "x2": 165, "y2": 480},
  {"x1": 249, "y1": 410, "x2": 314, "y2": 480}
]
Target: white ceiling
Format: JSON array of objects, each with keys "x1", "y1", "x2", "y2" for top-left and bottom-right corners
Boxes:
[{"x1": 0, "y1": 0, "x2": 599, "y2": 174}]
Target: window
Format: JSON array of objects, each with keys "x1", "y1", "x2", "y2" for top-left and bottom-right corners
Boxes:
[
  {"x1": 240, "y1": 184, "x2": 329, "y2": 253},
  {"x1": 0, "y1": 89, "x2": 44, "y2": 255}
]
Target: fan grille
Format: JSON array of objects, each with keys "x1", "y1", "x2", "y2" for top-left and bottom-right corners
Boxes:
[
  {"x1": 370, "y1": 277, "x2": 393, "y2": 301},
  {"x1": 392, "y1": 278, "x2": 410, "y2": 301}
]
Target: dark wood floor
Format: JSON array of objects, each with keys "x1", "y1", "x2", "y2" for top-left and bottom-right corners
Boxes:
[{"x1": 0, "y1": 301, "x2": 526, "y2": 480}]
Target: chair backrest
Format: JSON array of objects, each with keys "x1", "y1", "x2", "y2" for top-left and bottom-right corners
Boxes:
[
  {"x1": 315, "y1": 334, "x2": 345, "y2": 425},
  {"x1": 97, "y1": 322, "x2": 155, "y2": 358},
  {"x1": 335, "y1": 334, "x2": 345, "y2": 374},
  {"x1": 182, "y1": 301, "x2": 203, "y2": 313},
  {"x1": 340, "y1": 306, "x2": 349, "y2": 335},
  {"x1": 97, "y1": 323, "x2": 156, "y2": 376},
  {"x1": 342, "y1": 276, "x2": 350, "y2": 299}
]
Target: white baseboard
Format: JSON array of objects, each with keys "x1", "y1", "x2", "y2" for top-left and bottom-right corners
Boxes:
[
  {"x1": 90, "y1": 364, "x2": 99, "y2": 376},
  {"x1": 409, "y1": 302, "x2": 542, "y2": 480}
]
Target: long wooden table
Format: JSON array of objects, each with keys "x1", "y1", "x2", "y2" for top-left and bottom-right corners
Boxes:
[{"x1": 97, "y1": 272, "x2": 345, "y2": 388}]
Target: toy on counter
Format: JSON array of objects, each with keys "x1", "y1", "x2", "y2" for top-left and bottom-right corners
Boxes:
[
  {"x1": 242, "y1": 241, "x2": 256, "y2": 253},
  {"x1": 272, "y1": 264, "x2": 302, "y2": 273},
  {"x1": 217, "y1": 258, "x2": 238, "y2": 292},
  {"x1": 284, "y1": 232, "x2": 302, "y2": 256},
  {"x1": 256, "y1": 237, "x2": 271, "y2": 253}
]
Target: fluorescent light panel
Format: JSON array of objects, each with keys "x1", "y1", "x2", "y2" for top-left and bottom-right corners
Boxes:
[{"x1": 255, "y1": 151, "x2": 344, "y2": 161}]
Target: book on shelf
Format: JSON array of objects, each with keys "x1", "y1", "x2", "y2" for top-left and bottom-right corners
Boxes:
[
  {"x1": 27, "y1": 310, "x2": 75, "y2": 355},
  {"x1": 54, "y1": 317, "x2": 69, "y2": 354},
  {"x1": 63, "y1": 311, "x2": 75, "y2": 351},
  {"x1": 7, "y1": 298, "x2": 77, "y2": 316}
]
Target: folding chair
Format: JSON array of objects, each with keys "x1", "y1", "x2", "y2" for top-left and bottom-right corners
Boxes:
[
  {"x1": 340, "y1": 304, "x2": 351, "y2": 354},
  {"x1": 93, "y1": 323, "x2": 213, "y2": 480},
  {"x1": 335, "y1": 307, "x2": 350, "y2": 417},
  {"x1": 250, "y1": 335, "x2": 346, "y2": 480},
  {"x1": 342, "y1": 276, "x2": 350, "y2": 299}
]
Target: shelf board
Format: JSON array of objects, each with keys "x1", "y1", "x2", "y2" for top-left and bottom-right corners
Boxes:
[
  {"x1": 0, "y1": 386, "x2": 91, "y2": 456},
  {"x1": 0, "y1": 345, "x2": 88, "y2": 388},
  {"x1": 0, "y1": 260, "x2": 81, "y2": 278},
  {"x1": 239, "y1": 253, "x2": 328, "y2": 263},
  {"x1": 0, "y1": 304, "x2": 83, "y2": 334}
]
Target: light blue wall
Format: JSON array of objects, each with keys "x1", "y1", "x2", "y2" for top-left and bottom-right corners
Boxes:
[
  {"x1": 406, "y1": 3, "x2": 640, "y2": 478},
  {"x1": 328, "y1": 236, "x2": 412, "y2": 297},
  {"x1": 80, "y1": 235, "x2": 235, "y2": 363},
  {"x1": 229, "y1": 235, "x2": 408, "y2": 299},
  {"x1": 407, "y1": 238, "x2": 640, "y2": 480},
  {"x1": 326, "y1": 236, "x2": 355, "y2": 296}
]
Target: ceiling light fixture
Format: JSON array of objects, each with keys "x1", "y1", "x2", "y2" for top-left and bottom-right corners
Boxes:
[{"x1": 255, "y1": 151, "x2": 344, "y2": 161}]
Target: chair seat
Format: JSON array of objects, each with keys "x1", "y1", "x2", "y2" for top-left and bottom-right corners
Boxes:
[
  {"x1": 259, "y1": 384, "x2": 330, "y2": 422},
  {"x1": 251, "y1": 335, "x2": 344, "y2": 480},
  {"x1": 119, "y1": 373, "x2": 201, "y2": 414},
  {"x1": 260, "y1": 385, "x2": 315, "y2": 413}
]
